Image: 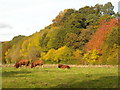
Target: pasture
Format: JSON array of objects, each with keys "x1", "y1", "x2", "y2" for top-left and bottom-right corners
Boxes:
[{"x1": 2, "y1": 65, "x2": 119, "y2": 88}]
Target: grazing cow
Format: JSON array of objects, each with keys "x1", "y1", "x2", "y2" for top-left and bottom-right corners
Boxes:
[
  {"x1": 31, "y1": 60, "x2": 44, "y2": 68},
  {"x1": 58, "y1": 64, "x2": 70, "y2": 69},
  {"x1": 14, "y1": 59, "x2": 30, "y2": 68}
]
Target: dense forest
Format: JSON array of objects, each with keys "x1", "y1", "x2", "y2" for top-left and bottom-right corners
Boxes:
[{"x1": 2, "y1": 2, "x2": 119, "y2": 65}]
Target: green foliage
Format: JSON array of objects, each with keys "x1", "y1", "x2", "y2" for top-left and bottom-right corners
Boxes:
[
  {"x1": 101, "y1": 2, "x2": 115, "y2": 15},
  {"x1": 64, "y1": 33, "x2": 78, "y2": 48},
  {"x1": 64, "y1": 12, "x2": 86, "y2": 28},
  {"x1": 78, "y1": 6, "x2": 96, "y2": 15},
  {"x1": 99, "y1": 44, "x2": 118, "y2": 65},
  {"x1": 64, "y1": 28, "x2": 95, "y2": 50},
  {"x1": 106, "y1": 46, "x2": 118, "y2": 65},
  {"x1": 85, "y1": 14, "x2": 100, "y2": 25},
  {"x1": 11, "y1": 35, "x2": 25, "y2": 44},
  {"x1": 113, "y1": 12, "x2": 120, "y2": 19},
  {"x1": 46, "y1": 27, "x2": 66, "y2": 50},
  {"x1": 106, "y1": 27, "x2": 118, "y2": 47},
  {"x1": 94, "y1": 4, "x2": 103, "y2": 14},
  {"x1": 52, "y1": 9, "x2": 76, "y2": 26},
  {"x1": 98, "y1": 14, "x2": 113, "y2": 23}
]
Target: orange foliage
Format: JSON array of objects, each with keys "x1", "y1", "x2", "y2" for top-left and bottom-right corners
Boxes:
[{"x1": 86, "y1": 19, "x2": 118, "y2": 52}]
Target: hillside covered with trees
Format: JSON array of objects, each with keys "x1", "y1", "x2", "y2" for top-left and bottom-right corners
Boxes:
[{"x1": 2, "y1": 2, "x2": 119, "y2": 65}]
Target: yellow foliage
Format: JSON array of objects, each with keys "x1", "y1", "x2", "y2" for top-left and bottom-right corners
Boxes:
[
  {"x1": 42, "y1": 46, "x2": 73, "y2": 62},
  {"x1": 73, "y1": 49, "x2": 82, "y2": 60},
  {"x1": 43, "y1": 49, "x2": 56, "y2": 61},
  {"x1": 83, "y1": 49, "x2": 100, "y2": 65}
]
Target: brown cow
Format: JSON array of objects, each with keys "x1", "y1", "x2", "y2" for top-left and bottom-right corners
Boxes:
[
  {"x1": 14, "y1": 59, "x2": 30, "y2": 68},
  {"x1": 31, "y1": 60, "x2": 44, "y2": 68},
  {"x1": 58, "y1": 64, "x2": 70, "y2": 69}
]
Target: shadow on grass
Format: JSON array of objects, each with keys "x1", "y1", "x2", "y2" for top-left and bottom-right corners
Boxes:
[
  {"x1": 52, "y1": 76, "x2": 119, "y2": 88},
  {"x1": 2, "y1": 70, "x2": 31, "y2": 77}
]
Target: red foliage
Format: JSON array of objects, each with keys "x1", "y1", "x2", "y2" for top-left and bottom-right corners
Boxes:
[{"x1": 86, "y1": 19, "x2": 118, "y2": 52}]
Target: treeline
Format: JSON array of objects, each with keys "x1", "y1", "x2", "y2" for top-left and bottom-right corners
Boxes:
[{"x1": 2, "y1": 2, "x2": 119, "y2": 65}]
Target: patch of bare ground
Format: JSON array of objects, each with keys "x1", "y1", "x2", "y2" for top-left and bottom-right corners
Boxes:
[{"x1": 0, "y1": 64, "x2": 118, "y2": 68}]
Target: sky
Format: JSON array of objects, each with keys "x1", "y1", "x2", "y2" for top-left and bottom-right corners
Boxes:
[{"x1": 0, "y1": 0, "x2": 119, "y2": 41}]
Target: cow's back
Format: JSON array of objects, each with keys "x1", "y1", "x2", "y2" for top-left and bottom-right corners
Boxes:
[{"x1": 31, "y1": 60, "x2": 44, "y2": 68}]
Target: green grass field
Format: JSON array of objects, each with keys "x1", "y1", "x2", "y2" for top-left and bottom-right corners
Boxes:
[{"x1": 2, "y1": 66, "x2": 118, "y2": 88}]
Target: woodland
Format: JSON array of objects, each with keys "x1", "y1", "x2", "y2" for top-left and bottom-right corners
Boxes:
[{"x1": 2, "y1": 2, "x2": 119, "y2": 65}]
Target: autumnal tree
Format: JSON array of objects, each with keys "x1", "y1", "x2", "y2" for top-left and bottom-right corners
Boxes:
[
  {"x1": 72, "y1": 49, "x2": 84, "y2": 64},
  {"x1": 2, "y1": 35, "x2": 25, "y2": 63},
  {"x1": 27, "y1": 46, "x2": 41, "y2": 60},
  {"x1": 2, "y1": 42, "x2": 11, "y2": 64},
  {"x1": 2, "y1": 2, "x2": 118, "y2": 65},
  {"x1": 83, "y1": 49, "x2": 100, "y2": 65},
  {"x1": 42, "y1": 46, "x2": 73, "y2": 63},
  {"x1": 86, "y1": 18, "x2": 117, "y2": 52},
  {"x1": 55, "y1": 46, "x2": 73, "y2": 62},
  {"x1": 42, "y1": 48, "x2": 56, "y2": 62}
]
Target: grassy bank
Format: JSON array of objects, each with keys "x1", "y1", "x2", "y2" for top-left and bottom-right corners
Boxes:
[{"x1": 2, "y1": 66, "x2": 118, "y2": 88}]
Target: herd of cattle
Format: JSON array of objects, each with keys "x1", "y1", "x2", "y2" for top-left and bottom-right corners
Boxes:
[{"x1": 14, "y1": 59, "x2": 70, "y2": 69}]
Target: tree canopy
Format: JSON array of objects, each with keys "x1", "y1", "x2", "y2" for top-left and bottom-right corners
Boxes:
[{"x1": 2, "y1": 2, "x2": 118, "y2": 65}]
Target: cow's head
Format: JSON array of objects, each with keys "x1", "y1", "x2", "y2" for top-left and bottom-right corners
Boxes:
[
  {"x1": 15, "y1": 63, "x2": 20, "y2": 68},
  {"x1": 58, "y1": 64, "x2": 63, "y2": 68}
]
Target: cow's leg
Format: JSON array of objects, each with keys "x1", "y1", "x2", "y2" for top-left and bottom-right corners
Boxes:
[
  {"x1": 31, "y1": 63, "x2": 34, "y2": 68},
  {"x1": 41, "y1": 65, "x2": 43, "y2": 68},
  {"x1": 18, "y1": 64, "x2": 21, "y2": 68},
  {"x1": 26, "y1": 62, "x2": 29, "y2": 66}
]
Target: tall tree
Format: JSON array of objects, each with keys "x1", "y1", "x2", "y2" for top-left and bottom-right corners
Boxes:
[
  {"x1": 94, "y1": 4, "x2": 103, "y2": 14},
  {"x1": 101, "y1": 2, "x2": 115, "y2": 15}
]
